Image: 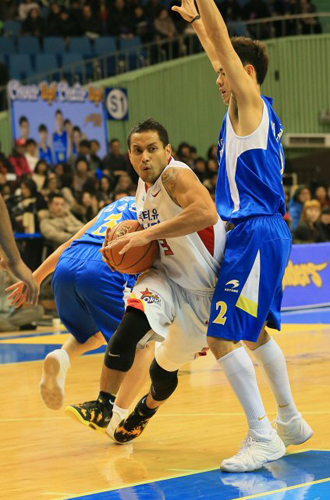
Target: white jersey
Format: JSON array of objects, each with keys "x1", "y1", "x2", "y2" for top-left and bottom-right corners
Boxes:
[{"x1": 135, "y1": 158, "x2": 226, "y2": 293}]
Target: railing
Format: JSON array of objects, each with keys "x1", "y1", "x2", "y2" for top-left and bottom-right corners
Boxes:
[{"x1": 0, "y1": 12, "x2": 329, "y2": 112}]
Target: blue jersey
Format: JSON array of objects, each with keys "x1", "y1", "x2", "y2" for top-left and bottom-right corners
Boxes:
[
  {"x1": 39, "y1": 145, "x2": 53, "y2": 165},
  {"x1": 216, "y1": 96, "x2": 286, "y2": 223},
  {"x1": 79, "y1": 196, "x2": 137, "y2": 245},
  {"x1": 52, "y1": 130, "x2": 68, "y2": 163}
]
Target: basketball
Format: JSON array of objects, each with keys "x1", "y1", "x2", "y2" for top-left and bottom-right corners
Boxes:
[{"x1": 103, "y1": 219, "x2": 159, "y2": 274}]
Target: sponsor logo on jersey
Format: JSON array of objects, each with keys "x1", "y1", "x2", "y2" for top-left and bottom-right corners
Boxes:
[
  {"x1": 151, "y1": 189, "x2": 161, "y2": 198},
  {"x1": 140, "y1": 288, "x2": 161, "y2": 305},
  {"x1": 224, "y1": 279, "x2": 240, "y2": 293}
]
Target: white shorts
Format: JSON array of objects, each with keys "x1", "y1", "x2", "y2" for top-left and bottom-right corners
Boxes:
[{"x1": 127, "y1": 268, "x2": 214, "y2": 371}]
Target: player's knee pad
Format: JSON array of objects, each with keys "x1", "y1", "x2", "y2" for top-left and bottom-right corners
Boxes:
[
  {"x1": 104, "y1": 307, "x2": 151, "y2": 372},
  {"x1": 149, "y1": 359, "x2": 179, "y2": 402}
]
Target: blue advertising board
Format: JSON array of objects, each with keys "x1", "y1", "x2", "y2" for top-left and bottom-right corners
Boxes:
[
  {"x1": 282, "y1": 242, "x2": 330, "y2": 310},
  {"x1": 9, "y1": 80, "x2": 108, "y2": 164}
]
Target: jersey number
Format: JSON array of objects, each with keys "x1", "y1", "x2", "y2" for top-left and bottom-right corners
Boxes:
[
  {"x1": 213, "y1": 301, "x2": 227, "y2": 325},
  {"x1": 92, "y1": 213, "x2": 123, "y2": 236},
  {"x1": 159, "y1": 239, "x2": 174, "y2": 256}
]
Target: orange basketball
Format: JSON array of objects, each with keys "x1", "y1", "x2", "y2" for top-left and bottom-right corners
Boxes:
[{"x1": 103, "y1": 219, "x2": 159, "y2": 274}]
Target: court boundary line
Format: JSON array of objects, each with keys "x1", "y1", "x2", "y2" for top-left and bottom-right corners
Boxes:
[
  {"x1": 55, "y1": 449, "x2": 325, "y2": 500},
  {"x1": 231, "y1": 476, "x2": 330, "y2": 500}
]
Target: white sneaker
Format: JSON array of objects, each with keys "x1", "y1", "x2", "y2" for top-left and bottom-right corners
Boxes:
[
  {"x1": 106, "y1": 404, "x2": 129, "y2": 442},
  {"x1": 220, "y1": 430, "x2": 286, "y2": 472},
  {"x1": 40, "y1": 349, "x2": 70, "y2": 410},
  {"x1": 274, "y1": 414, "x2": 313, "y2": 447}
]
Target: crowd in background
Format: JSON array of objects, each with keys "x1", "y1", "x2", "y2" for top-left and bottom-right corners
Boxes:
[
  {"x1": 0, "y1": 0, "x2": 322, "y2": 43},
  {"x1": 0, "y1": 135, "x2": 330, "y2": 274}
]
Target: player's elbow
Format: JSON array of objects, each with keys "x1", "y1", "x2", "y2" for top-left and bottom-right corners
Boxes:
[{"x1": 200, "y1": 206, "x2": 219, "y2": 227}]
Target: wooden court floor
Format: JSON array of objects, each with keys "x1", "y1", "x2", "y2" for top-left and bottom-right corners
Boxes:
[{"x1": 0, "y1": 316, "x2": 330, "y2": 499}]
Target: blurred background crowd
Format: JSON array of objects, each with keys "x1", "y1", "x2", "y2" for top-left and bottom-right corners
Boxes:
[
  {"x1": 0, "y1": 0, "x2": 322, "y2": 43},
  {"x1": 0, "y1": 135, "x2": 329, "y2": 276}
]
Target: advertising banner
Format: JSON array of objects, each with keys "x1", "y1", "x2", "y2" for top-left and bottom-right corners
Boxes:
[
  {"x1": 282, "y1": 242, "x2": 330, "y2": 310},
  {"x1": 9, "y1": 80, "x2": 108, "y2": 164}
]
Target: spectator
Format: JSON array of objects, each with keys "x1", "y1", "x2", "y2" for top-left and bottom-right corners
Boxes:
[
  {"x1": 73, "y1": 158, "x2": 91, "y2": 195},
  {"x1": 319, "y1": 208, "x2": 330, "y2": 241},
  {"x1": 0, "y1": 270, "x2": 44, "y2": 332},
  {"x1": 74, "y1": 139, "x2": 91, "y2": 165},
  {"x1": 299, "y1": 0, "x2": 322, "y2": 34},
  {"x1": 206, "y1": 158, "x2": 218, "y2": 178},
  {"x1": 113, "y1": 188, "x2": 130, "y2": 201},
  {"x1": 314, "y1": 185, "x2": 329, "y2": 209},
  {"x1": 33, "y1": 159, "x2": 49, "y2": 192},
  {"x1": 57, "y1": 6, "x2": 79, "y2": 38},
  {"x1": 79, "y1": 4, "x2": 101, "y2": 37},
  {"x1": 0, "y1": 142, "x2": 15, "y2": 176},
  {"x1": 193, "y1": 157, "x2": 208, "y2": 182},
  {"x1": 132, "y1": 6, "x2": 151, "y2": 43},
  {"x1": 81, "y1": 191, "x2": 99, "y2": 222},
  {"x1": 90, "y1": 140, "x2": 103, "y2": 171},
  {"x1": 107, "y1": 0, "x2": 134, "y2": 38},
  {"x1": 12, "y1": 177, "x2": 45, "y2": 233},
  {"x1": 289, "y1": 185, "x2": 311, "y2": 231},
  {"x1": 145, "y1": 0, "x2": 162, "y2": 23},
  {"x1": 39, "y1": 192, "x2": 83, "y2": 247},
  {"x1": 177, "y1": 142, "x2": 192, "y2": 165},
  {"x1": 97, "y1": 175, "x2": 113, "y2": 206},
  {"x1": 18, "y1": 0, "x2": 39, "y2": 21},
  {"x1": 25, "y1": 138, "x2": 39, "y2": 172},
  {"x1": 154, "y1": 9, "x2": 177, "y2": 40},
  {"x1": 102, "y1": 138, "x2": 130, "y2": 180},
  {"x1": 21, "y1": 7, "x2": 46, "y2": 37},
  {"x1": 46, "y1": 2, "x2": 62, "y2": 36},
  {"x1": 9, "y1": 140, "x2": 32, "y2": 178},
  {"x1": 115, "y1": 173, "x2": 134, "y2": 192},
  {"x1": 207, "y1": 144, "x2": 218, "y2": 161},
  {"x1": 293, "y1": 199, "x2": 326, "y2": 243}
]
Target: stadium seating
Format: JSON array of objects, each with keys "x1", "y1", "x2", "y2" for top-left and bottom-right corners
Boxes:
[
  {"x1": 43, "y1": 37, "x2": 67, "y2": 55},
  {"x1": 18, "y1": 36, "x2": 41, "y2": 55},
  {"x1": 68, "y1": 37, "x2": 94, "y2": 58},
  {"x1": 9, "y1": 54, "x2": 34, "y2": 80}
]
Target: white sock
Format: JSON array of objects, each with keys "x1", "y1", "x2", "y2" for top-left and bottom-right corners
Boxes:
[
  {"x1": 113, "y1": 403, "x2": 129, "y2": 417},
  {"x1": 253, "y1": 338, "x2": 299, "y2": 422},
  {"x1": 58, "y1": 349, "x2": 71, "y2": 371},
  {"x1": 219, "y1": 346, "x2": 273, "y2": 438}
]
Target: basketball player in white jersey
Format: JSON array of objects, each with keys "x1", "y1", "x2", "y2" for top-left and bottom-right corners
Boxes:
[{"x1": 65, "y1": 118, "x2": 226, "y2": 439}]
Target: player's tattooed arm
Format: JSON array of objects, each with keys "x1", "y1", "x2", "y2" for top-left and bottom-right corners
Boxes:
[{"x1": 161, "y1": 167, "x2": 179, "y2": 205}]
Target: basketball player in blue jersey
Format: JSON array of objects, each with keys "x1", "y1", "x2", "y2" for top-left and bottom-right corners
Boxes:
[
  {"x1": 173, "y1": 0, "x2": 313, "y2": 472},
  {"x1": 52, "y1": 109, "x2": 69, "y2": 163},
  {"x1": 7, "y1": 197, "x2": 154, "y2": 433}
]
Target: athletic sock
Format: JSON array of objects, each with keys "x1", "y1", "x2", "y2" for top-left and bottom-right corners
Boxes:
[
  {"x1": 253, "y1": 338, "x2": 299, "y2": 422},
  {"x1": 98, "y1": 391, "x2": 116, "y2": 412},
  {"x1": 218, "y1": 346, "x2": 273, "y2": 438},
  {"x1": 138, "y1": 396, "x2": 159, "y2": 417}
]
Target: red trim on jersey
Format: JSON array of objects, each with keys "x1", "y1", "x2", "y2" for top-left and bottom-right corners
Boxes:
[
  {"x1": 198, "y1": 226, "x2": 215, "y2": 256},
  {"x1": 145, "y1": 183, "x2": 149, "y2": 192},
  {"x1": 127, "y1": 297, "x2": 145, "y2": 312}
]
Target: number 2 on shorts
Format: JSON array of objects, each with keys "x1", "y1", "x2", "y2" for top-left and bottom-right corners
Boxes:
[{"x1": 213, "y1": 301, "x2": 228, "y2": 325}]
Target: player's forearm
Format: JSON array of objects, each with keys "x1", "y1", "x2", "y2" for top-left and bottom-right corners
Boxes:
[
  {"x1": 145, "y1": 203, "x2": 218, "y2": 240},
  {"x1": 196, "y1": 0, "x2": 230, "y2": 48},
  {"x1": 192, "y1": 19, "x2": 220, "y2": 72},
  {"x1": 0, "y1": 195, "x2": 22, "y2": 264}
]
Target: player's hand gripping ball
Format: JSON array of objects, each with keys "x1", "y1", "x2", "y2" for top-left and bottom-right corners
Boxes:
[{"x1": 103, "y1": 219, "x2": 159, "y2": 274}]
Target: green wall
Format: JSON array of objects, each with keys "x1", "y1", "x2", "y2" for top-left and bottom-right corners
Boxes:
[{"x1": 1, "y1": 34, "x2": 329, "y2": 157}]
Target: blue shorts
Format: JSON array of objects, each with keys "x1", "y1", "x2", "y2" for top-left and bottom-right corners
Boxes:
[
  {"x1": 207, "y1": 215, "x2": 292, "y2": 342},
  {"x1": 52, "y1": 242, "x2": 134, "y2": 344}
]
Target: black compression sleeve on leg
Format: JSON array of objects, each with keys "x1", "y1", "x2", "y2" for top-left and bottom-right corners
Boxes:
[
  {"x1": 149, "y1": 359, "x2": 179, "y2": 402},
  {"x1": 104, "y1": 307, "x2": 151, "y2": 372}
]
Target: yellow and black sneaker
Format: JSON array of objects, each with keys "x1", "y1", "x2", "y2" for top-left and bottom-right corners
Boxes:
[
  {"x1": 65, "y1": 397, "x2": 112, "y2": 434},
  {"x1": 114, "y1": 395, "x2": 158, "y2": 443}
]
